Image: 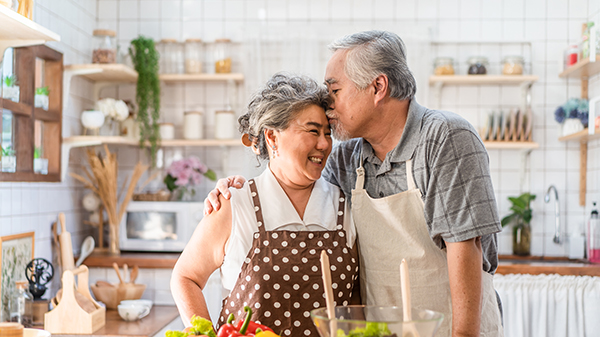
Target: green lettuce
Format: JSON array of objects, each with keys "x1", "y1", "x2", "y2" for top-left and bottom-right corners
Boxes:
[
  {"x1": 166, "y1": 316, "x2": 216, "y2": 337},
  {"x1": 338, "y1": 322, "x2": 392, "y2": 337}
]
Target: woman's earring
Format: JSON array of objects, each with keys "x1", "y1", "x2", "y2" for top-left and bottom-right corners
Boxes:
[{"x1": 272, "y1": 145, "x2": 278, "y2": 158}]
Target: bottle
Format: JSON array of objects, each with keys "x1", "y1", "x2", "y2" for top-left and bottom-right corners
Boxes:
[
  {"x1": 588, "y1": 202, "x2": 600, "y2": 264},
  {"x1": 9, "y1": 281, "x2": 33, "y2": 327}
]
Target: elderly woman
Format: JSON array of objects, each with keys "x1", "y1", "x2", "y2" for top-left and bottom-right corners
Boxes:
[{"x1": 171, "y1": 73, "x2": 358, "y2": 337}]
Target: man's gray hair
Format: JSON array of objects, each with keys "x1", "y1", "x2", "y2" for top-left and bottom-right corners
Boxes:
[
  {"x1": 238, "y1": 73, "x2": 330, "y2": 161},
  {"x1": 328, "y1": 30, "x2": 416, "y2": 100}
]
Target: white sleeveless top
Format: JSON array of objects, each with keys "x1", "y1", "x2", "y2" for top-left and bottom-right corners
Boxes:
[{"x1": 220, "y1": 167, "x2": 355, "y2": 295}]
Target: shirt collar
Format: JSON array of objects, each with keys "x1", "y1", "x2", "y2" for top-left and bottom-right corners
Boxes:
[
  {"x1": 361, "y1": 98, "x2": 426, "y2": 164},
  {"x1": 255, "y1": 166, "x2": 338, "y2": 230}
]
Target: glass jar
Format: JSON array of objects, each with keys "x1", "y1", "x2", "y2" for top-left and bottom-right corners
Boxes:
[
  {"x1": 184, "y1": 39, "x2": 204, "y2": 74},
  {"x1": 92, "y1": 29, "x2": 117, "y2": 64},
  {"x1": 10, "y1": 281, "x2": 33, "y2": 327},
  {"x1": 160, "y1": 39, "x2": 184, "y2": 74},
  {"x1": 502, "y1": 56, "x2": 524, "y2": 75},
  {"x1": 564, "y1": 44, "x2": 579, "y2": 69},
  {"x1": 159, "y1": 123, "x2": 175, "y2": 140},
  {"x1": 467, "y1": 56, "x2": 488, "y2": 75},
  {"x1": 433, "y1": 57, "x2": 455, "y2": 75},
  {"x1": 214, "y1": 38, "x2": 232, "y2": 73},
  {"x1": 215, "y1": 110, "x2": 235, "y2": 139},
  {"x1": 183, "y1": 110, "x2": 204, "y2": 139},
  {"x1": 588, "y1": 202, "x2": 600, "y2": 264}
]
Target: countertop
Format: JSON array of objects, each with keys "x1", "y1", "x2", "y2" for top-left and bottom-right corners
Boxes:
[{"x1": 51, "y1": 305, "x2": 180, "y2": 337}]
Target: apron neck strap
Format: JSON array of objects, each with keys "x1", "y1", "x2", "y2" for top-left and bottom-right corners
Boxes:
[
  {"x1": 354, "y1": 149, "x2": 366, "y2": 190},
  {"x1": 406, "y1": 159, "x2": 417, "y2": 190},
  {"x1": 248, "y1": 179, "x2": 267, "y2": 234}
]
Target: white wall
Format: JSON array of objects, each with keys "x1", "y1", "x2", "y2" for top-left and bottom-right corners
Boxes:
[{"x1": 1, "y1": 0, "x2": 600, "y2": 266}]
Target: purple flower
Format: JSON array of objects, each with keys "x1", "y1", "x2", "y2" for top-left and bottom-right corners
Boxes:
[
  {"x1": 165, "y1": 156, "x2": 211, "y2": 188},
  {"x1": 554, "y1": 106, "x2": 566, "y2": 123}
]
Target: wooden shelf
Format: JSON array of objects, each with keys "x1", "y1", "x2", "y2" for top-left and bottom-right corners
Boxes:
[
  {"x1": 558, "y1": 128, "x2": 600, "y2": 143},
  {"x1": 429, "y1": 75, "x2": 538, "y2": 85},
  {"x1": 559, "y1": 56, "x2": 600, "y2": 79},
  {"x1": 483, "y1": 141, "x2": 539, "y2": 150},
  {"x1": 0, "y1": 5, "x2": 60, "y2": 43},
  {"x1": 1, "y1": 98, "x2": 31, "y2": 116},
  {"x1": 63, "y1": 136, "x2": 242, "y2": 147},
  {"x1": 64, "y1": 64, "x2": 138, "y2": 83},
  {"x1": 159, "y1": 73, "x2": 244, "y2": 83},
  {"x1": 83, "y1": 251, "x2": 180, "y2": 269}
]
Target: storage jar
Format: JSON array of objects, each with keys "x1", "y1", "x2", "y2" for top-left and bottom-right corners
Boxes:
[
  {"x1": 159, "y1": 123, "x2": 175, "y2": 140},
  {"x1": 184, "y1": 39, "x2": 204, "y2": 74},
  {"x1": 215, "y1": 110, "x2": 235, "y2": 139},
  {"x1": 213, "y1": 38, "x2": 232, "y2": 73},
  {"x1": 183, "y1": 110, "x2": 204, "y2": 139},
  {"x1": 433, "y1": 57, "x2": 455, "y2": 75},
  {"x1": 467, "y1": 56, "x2": 488, "y2": 75},
  {"x1": 502, "y1": 56, "x2": 524, "y2": 75},
  {"x1": 92, "y1": 29, "x2": 117, "y2": 64},
  {"x1": 159, "y1": 39, "x2": 184, "y2": 74}
]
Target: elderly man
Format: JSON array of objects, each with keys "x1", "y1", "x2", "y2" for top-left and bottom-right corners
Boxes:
[{"x1": 206, "y1": 30, "x2": 504, "y2": 337}]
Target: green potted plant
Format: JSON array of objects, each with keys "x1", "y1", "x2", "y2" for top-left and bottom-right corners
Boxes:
[
  {"x1": 501, "y1": 192, "x2": 536, "y2": 256},
  {"x1": 2, "y1": 75, "x2": 20, "y2": 102},
  {"x1": 129, "y1": 36, "x2": 161, "y2": 167},
  {"x1": 1, "y1": 145, "x2": 16, "y2": 173},
  {"x1": 34, "y1": 86, "x2": 49, "y2": 110},
  {"x1": 33, "y1": 147, "x2": 48, "y2": 175}
]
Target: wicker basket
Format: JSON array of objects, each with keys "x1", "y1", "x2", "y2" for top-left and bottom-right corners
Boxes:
[{"x1": 132, "y1": 190, "x2": 171, "y2": 201}]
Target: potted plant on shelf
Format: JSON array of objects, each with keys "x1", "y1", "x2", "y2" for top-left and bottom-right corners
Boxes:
[
  {"x1": 96, "y1": 98, "x2": 129, "y2": 136},
  {"x1": 164, "y1": 156, "x2": 217, "y2": 201},
  {"x1": 554, "y1": 98, "x2": 588, "y2": 137},
  {"x1": 34, "y1": 86, "x2": 49, "y2": 110},
  {"x1": 129, "y1": 36, "x2": 161, "y2": 167},
  {"x1": 501, "y1": 192, "x2": 536, "y2": 256},
  {"x1": 1, "y1": 145, "x2": 16, "y2": 173},
  {"x1": 33, "y1": 147, "x2": 48, "y2": 175},
  {"x1": 2, "y1": 75, "x2": 20, "y2": 102}
]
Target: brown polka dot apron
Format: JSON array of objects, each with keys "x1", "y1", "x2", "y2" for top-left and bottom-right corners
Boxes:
[{"x1": 218, "y1": 179, "x2": 359, "y2": 337}]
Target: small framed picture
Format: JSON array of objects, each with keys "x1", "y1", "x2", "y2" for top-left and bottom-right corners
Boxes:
[{"x1": 0, "y1": 231, "x2": 35, "y2": 321}]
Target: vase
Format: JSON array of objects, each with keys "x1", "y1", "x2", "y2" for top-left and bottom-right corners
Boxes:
[
  {"x1": 512, "y1": 219, "x2": 531, "y2": 256},
  {"x1": 34, "y1": 94, "x2": 49, "y2": 110},
  {"x1": 108, "y1": 223, "x2": 120, "y2": 255},
  {"x1": 562, "y1": 118, "x2": 584, "y2": 137},
  {"x1": 171, "y1": 186, "x2": 196, "y2": 201}
]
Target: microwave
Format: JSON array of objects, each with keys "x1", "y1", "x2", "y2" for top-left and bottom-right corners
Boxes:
[{"x1": 119, "y1": 201, "x2": 203, "y2": 252}]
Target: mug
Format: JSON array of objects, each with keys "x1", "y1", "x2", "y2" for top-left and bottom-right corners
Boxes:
[{"x1": 117, "y1": 303, "x2": 151, "y2": 321}]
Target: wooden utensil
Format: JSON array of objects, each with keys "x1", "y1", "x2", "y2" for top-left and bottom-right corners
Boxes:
[
  {"x1": 58, "y1": 213, "x2": 75, "y2": 271},
  {"x1": 129, "y1": 265, "x2": 139, "y2": 284},
  {"x1": 400, "y1": 259, "x2": 420, "y2": 337},
  {"x1": 113, "y1": 262, "x2": 124, "y2": 284},
  {"x1": 320, "y1": 251, "x2": 337, "y2": 337},
  {"x1": 123, "y1": 264, "x2": 129, "y2": 283}
]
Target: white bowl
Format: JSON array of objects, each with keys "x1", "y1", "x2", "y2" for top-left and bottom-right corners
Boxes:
[
  {"x1": 23, "y1": 328, "x2": 51, "y2": 337},
  {"x1": 81, "y1": 110, "x2": 105, "y2": 129},
  {"x1": 118, "y1": 303, "x2": 151, "y2": 321},
  {"x1": 120, "y1": 299, "x2": 153, "y2": 310}
]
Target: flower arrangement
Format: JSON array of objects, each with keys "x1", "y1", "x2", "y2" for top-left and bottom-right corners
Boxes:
[
  {"x1": 164, "y1": 156, "x2": 217, "y2": 201},
  {"x1": 96, "y1": 98, "x2": 129, "y2": 122},
  {"x1": 554, "y1": 98, "x2": 589, "y2": 126}
]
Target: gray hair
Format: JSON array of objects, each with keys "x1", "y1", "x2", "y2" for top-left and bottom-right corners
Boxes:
[
  {"x1": 238, "y1": 73, "x2": 330, "y2": 161},
  {"x1": 328, "y1": 30, "x2": 416, "y2": 100}
]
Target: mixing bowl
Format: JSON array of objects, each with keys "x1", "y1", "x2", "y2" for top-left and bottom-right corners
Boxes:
[{"x1": 311, "y1": 305, "x2": 443, "y2": 337}]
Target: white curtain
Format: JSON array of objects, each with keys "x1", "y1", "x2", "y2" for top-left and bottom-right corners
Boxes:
[{"x1": 494, "y1": 273, "x2": 600, "y2": 337}]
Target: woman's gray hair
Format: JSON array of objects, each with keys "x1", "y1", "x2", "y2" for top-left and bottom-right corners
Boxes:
[
  {"x1": 239, "y1": 73, "x2": 330, "y2": 161},
  {"x1": 328, "y1": 30, "x2": 416, "y2": 100}
]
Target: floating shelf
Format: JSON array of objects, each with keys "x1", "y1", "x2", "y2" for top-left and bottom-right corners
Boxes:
[
  {"x1": 558, "y1": 128, "x2": 600, "y2": 143},
  {"x1": 429, "y1": 75, "x2": 538, "y2": 85},
  {"x1": 64, "y1": 64, "x2": 138, "y2": 82},
  {"x1": 0, "y1": 5, "x2": 60, "y2": 44},
  {"x1": 159, "y1": 73, "x2": 244, "y2": 83},
  {"x1": 483, "y1": 141, "x2": 539, "y2": 150},
  {"x1": 559, "y1": 57, "x2": 600, "y2": 79},
  {"x1": 63, "y1": 136, "x2": 242, "y2": 147}
]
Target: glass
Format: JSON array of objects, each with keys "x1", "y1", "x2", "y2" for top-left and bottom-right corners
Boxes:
[
  {"x1": 2, "y1": 48, "x2": 19, "y2": 103},
  {"x1": 467, "y1": 56, "x2": 488, "y2": 75},
  {"x1": 588, "y1": 202, "x2": 600, "y2": 263},
  {"x1": 9, "y1": 281, "x2": 33, "y2": 327},
  {"x1": 1, "y1": 112, "x2": 16, "y2": 173},
  {"x1": 92, "y1": 29, "x2": 117, "y2": 64},
  {"x1": 184, "y1": 39, "x2": 203, "y2": 74},
  {"x1": 125, "y1": 211, "x2": 178, "y2": 240},
  {"x1": 214, "y1": 38, "x2": 232, "y2": 73},
  {"x1": 311, "y1": 305, "x2": 443, "y2": 337},
  {"x1": 512, "y1": 218, "x2": 531, "y2": 256},
  {"x1": 159, "y1": 39, "x2": 184, "y2": 74},
  {"x1": 502, "y1": 56, "x2": 524, "y2": 75},
  {"x1": 433, "y1": 57, "x2": 455, "y2": 75}
]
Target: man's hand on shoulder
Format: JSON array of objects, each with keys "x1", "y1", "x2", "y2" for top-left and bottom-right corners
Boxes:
[{"x1": 203, "y1": 175, "x2": 247, "y2": 215}]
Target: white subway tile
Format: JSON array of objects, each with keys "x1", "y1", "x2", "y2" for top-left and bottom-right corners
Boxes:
[
  {"x1": 546, "y1": 0, "x2": 569, "y2": 19},
  {"x1": 98, "y1": 0, "x2": 118, "y2": 20},
  {"x1": 245, "y1": 0, "x2": 267, "y2": 21},
  {"x1": 225, "y1": 0, "x2": 245, "y2": 20},
  {"x1": 525, "y1": 0, "x2": 546, "y2": 19},
  {"x1": 373, "y1": 0, "x2": 395, "y2": 20},
  {"x1": 161, "y1": 0, "x2": 182, "y2": 20},
  {"x1": 459, "y1": 0, "x2": 481, "y2": 20},
  {"x1": 309, "y1": 0, "x2": 329, "y2": 20},
  {"x1": 154, "y1": 269, "x2": 174, "y2": 290},
  {"x1": 204, "y1": 0, "x2": 224, "y2": 20},
  {"x1": 459, "y1": 19, "x2": 480, "y2": 40},
  {"x1": 353, "y1": 0, "x2": 374, "y2": 20},
  {"x1": 141, "y1": 0, "x2": 161, "y2": 20},
  {"x1": 154, "y1": 289, "x2": 176, "y2": 305},
  {"x1": 437, "y1": 19, "x2": 460, "y2": 42},
  {"x1": 395, "y1": 0, "x2": 416, "y2": 19},
  {"x1": 119, "y1": 0, "x2": 139, "y2": 20},
  {"x1": 569, "y1": 0, "x2": 589, "y2": 19},
  {"x1": 502, "y1": 20, "x2": 524, "y2": 40},
  {"x1": 161, "y1": 21, "x2": 182, "y2": 40}
]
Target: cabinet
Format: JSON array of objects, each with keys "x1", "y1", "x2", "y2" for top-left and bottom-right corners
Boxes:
[{"x1": 60, "y1": 64, "x2": 245, "y2": 180}]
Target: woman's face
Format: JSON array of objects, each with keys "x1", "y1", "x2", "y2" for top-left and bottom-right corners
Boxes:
[{"x1": 268, "y1": 104, "x2": 332, "y2": 188}]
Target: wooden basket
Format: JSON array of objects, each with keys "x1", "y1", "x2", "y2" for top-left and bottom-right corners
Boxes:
[
  {"x1": 132, "y1": 190, "x2": 171, "y2": 201},
  {"x1": 44, "y1": 266, "x2": 105, "y2": 334},
  {"x1": 90, "y1": 283, "x2": 146, "y2": 310}
]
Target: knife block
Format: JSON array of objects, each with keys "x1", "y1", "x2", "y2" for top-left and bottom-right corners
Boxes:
[{"x1": 44, "y1": 265, "x2": 105, "y2": 334}]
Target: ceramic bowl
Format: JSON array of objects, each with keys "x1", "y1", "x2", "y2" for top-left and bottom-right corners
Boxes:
[
  {"x1": 81, "y1": 110, "x2": 105, "y2": 129},
  {"x1": 23, "y1": 328, "x2": 51, "y2": 337},
  {"x1": 120, "y1": 299, "x2": 153, "y2": 310},
  {"x1": 118, "y1": 303, "x2": 151, "y2": 321}
]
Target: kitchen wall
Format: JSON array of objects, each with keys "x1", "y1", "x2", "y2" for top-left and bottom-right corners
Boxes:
[{"x1": 1, "y1": 0, "x2": 600, "y2": 285}]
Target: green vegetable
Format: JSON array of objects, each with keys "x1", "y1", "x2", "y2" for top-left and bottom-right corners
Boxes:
[
  {"x1": 337, "y1": 322, "x2": 392, "y2": 337},
  {"x1": 165, "y1": 315, "x2": 216, "y2": 337},
  {"x1": 35, "y1": 86, "x2": 49, "y2": 95}
]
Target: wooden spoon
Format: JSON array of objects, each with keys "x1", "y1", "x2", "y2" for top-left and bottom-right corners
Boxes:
[
  {"x1": 123, "y1": 263, "x2": 129, "y2": 283},
  {"x1": 113, "y1": 262, "x2": 124, "y2": 284},
  {"x1": 320, "y1": 251, "x2": 337, "y2": 337},
  {"x1": 400, "y1": 259, "x2": 421, "y2": 337},
  {"x1": 129, "y1": 265, "x2": 139, "y2": 284}
]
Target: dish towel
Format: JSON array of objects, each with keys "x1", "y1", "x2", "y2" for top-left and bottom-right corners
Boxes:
[{"x1": 494, "y1": 273, "x2": 600, "y2": 337}]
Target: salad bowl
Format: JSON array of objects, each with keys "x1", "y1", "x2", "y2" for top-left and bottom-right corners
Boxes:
[{"x1": 311, "y1": 305, "x2": 443, "y2": 337}]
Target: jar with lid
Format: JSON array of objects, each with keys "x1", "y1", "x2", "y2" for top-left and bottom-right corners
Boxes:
[
  {"x1": 184, "y1": 111, "x2": 204, "y2": 139},
  {"x1": 159, "y1": 39, "x2": 184, "y2": 74},
  {"x1": 564, "y1": 45, "x2": 579, "y2": 70},
  {"x1": 502, "y1": 56, "x2": 524, "y2": 75},
  {"x1": 433, "y1": 57, "x2": 455, "y2": 75},
  {"x1": 92, "y1": 29, "x2": 117, "y2": 64},
  {"x1": 213, "y1": 39, "x2": 232, "y2": 73},
  {"x1": 215, "y1": 110, "x2": 235, "y2": 139},
  {"x1": 467, "y1": 56, "x2": 488, "y2": 75},
  {"x1": 159, "y1": 123, "x2": 175, "y2": 140},
  {"x1": 9, "y1": 281, "x2": 33, "y2": 327},
  {"x1": 185, "y1": 39, "x2": 204, "y2": 74}
]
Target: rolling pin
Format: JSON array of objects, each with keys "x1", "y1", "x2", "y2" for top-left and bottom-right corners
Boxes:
[{"x1": 58, "y1": 213, "x2": 75, "y2": 271}]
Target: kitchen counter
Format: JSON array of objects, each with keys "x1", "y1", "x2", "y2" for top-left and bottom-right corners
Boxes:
[
  {"x1": 51, "y1": 305, "x2": 181, "y2": 337},
  {"x1": 497, "y1": 255, "x2": 600, "y2": 276}
]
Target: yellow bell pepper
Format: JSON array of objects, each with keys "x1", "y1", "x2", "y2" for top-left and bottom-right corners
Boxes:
[{"x1": 255, "y1": 331, "x2": 280, "y2": 337}]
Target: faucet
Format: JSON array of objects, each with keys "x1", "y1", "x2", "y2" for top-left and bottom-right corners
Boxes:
[{"x1": 545, "y1": 185, "x2": 561, "y2": 244}]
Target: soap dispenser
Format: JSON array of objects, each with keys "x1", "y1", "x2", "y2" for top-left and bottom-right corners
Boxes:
[{"x1": 588, "y1": 202, "x2": 600, "y2": 264}]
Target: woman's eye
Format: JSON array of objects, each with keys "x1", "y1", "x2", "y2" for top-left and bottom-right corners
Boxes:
[{"x1": 331, "y1": 89, "x2": 339, "y2": 95}]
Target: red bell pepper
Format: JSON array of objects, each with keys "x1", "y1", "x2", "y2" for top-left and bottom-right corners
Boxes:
[
  {"x1": 217, "y1": 314, "x2": 237, "y2": 337},
  {"x1": 217, "y1": 306, "x2": 273, "y2": 337},
  {"x1": 234, "y1": 307, "x2": 273, "y2": 335}
]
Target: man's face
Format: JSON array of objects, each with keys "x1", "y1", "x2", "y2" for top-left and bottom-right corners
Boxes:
[{"x1": 324, "y1": 50, "x2": 373, "y2": 141}]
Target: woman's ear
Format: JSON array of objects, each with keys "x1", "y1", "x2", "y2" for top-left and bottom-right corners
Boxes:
[{"x1": 264, "y1": 129, "x2": 278, "y2": 148}]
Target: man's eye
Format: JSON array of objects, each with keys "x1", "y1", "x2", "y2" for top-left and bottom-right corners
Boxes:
[{"x1": 310, "y1": 129, "x2": 319, "y2": 134}]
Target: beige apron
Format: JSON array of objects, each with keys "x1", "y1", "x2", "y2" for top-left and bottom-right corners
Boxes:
[{"x1": 351, "y1": 157, "x2": 503, "y2": 337}]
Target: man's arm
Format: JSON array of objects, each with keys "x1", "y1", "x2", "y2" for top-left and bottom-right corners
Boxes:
[
  {"x1": 204, "y1": 175, "x2": 246, "y2": 215},
  {"x1": 446, "y1": 237, "x2": 483, "y2": 337}
]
